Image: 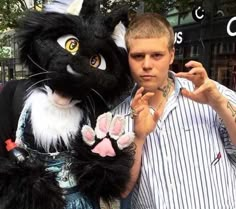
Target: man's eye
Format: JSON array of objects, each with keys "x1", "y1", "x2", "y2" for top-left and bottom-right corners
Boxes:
[
  {"x1": 152, "y1": 53, "x2": 162, "y2": 59},
  {"x1": 131, "y1": 54, "x2": 144, "y2": 60}
]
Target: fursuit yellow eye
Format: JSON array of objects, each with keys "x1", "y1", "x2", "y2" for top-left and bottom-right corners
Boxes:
[
  {"x1": 90, "y1": 54, "x2": 106, "y2": 70},
  {"x1": 57, "y1": 35, "x2": 79, "y2": 55}
]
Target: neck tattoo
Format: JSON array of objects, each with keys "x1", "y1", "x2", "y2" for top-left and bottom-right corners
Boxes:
[
  {"x1": 154, "y1": 78, "x2": 173, "y2": 111},
  {"x1": 158, "y1": 78, "x2": 173, "y2": 97}
]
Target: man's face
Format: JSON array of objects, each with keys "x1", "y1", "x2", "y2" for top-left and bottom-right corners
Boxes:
[{"x1": 128, "y1": 37, "x2": 175, "y2": 93}]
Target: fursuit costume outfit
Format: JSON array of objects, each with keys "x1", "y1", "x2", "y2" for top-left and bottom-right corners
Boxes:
[{"x1": 0, "y1": 1, "x2": 135, "y2": 209}]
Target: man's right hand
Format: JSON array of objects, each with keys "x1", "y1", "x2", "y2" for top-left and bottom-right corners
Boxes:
[{"x1": 131, "y1": 87, "x2": 159, "y2": 140}]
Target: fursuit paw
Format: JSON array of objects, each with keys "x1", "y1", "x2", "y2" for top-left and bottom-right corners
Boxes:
[
  {"x1": 81, "y1": 112, "x2": 135, "y2": 157},
  {"x1": 71, "y1": 112, "x2": 135, "y2": 202}
]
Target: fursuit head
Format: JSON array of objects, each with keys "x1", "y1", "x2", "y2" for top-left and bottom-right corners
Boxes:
[{"x1": 0, "y1": 0, "x2": 135, "y2": 209}]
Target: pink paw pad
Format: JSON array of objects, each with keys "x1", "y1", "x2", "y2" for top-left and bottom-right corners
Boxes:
[{"x1": 81, "y1": 112, "x2": 134, "y2": 157}]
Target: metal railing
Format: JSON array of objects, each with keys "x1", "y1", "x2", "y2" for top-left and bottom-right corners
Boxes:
[{"x1": 0, "y1": 58, "x2": 28, "y2": 85}]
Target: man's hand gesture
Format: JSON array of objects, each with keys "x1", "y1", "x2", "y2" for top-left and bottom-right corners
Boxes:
[
  {"x1": 176, "y1": 60, "x2": 224, "y2": 109},
  {"x1": 131, "y1": 87, "x2": 159, "y2": 139}
]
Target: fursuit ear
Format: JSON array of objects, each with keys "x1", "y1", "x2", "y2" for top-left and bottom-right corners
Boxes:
[
  {"x1": 103, "y1": 5, "x2": 129, "y2": 34},
  {"x1": 79, "y1": 0, "x2": 101, "y2": 17},
  {"x1": 44, "y1": 0, "x2": 101, "y2": 16},
  {"x1": 95, "y1": 5, "x2": 129, "y2": 48},
  {"x1": 111, "y1": 21, "x2": 127, "y2": 50}
]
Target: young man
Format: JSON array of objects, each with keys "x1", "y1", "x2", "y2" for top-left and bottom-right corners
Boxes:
[{"x1": 114, "y1": 13, "x2": 236, "y2": 209}]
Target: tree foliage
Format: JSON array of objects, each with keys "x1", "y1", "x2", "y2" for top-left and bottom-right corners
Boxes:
[
  {"x1": 0, "y1": 0, "x2": 28, "y2": 31},
  {"x1": 100, "y1": 0, "x2": 140, "y2": 14},
  {"x1": 0, "y1": 34, "x2": 11, "y2": 58},
  {"x1": 0, "y1": 0, "x2": 28, "y2": 58},
  {"x1": 100, "y1": 0, "x2": 205, "y2": 16},
  {"x1": 142, "y1": 0, "x2": 175, "y2": 15},
  {"x1": 0, "y1": 0, "x2": 200, "y2": 31},
  {"x1": 142, "y1": 0, "x2": 206, "y2": 15}
]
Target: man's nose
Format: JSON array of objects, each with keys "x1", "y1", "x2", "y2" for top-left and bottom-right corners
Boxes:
[{"x1": 143, "y1": 56, "x2": 152, "y2": 69}]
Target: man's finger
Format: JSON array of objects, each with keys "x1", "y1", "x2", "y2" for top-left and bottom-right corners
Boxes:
[
  {"x1": 141, "y1": 92, "x2": 155, "y2": 103},
  {"x1": 152, "y1": 110, "x2": 160, "y2": 122},
  {"x1": 131, "y1": 87, "x2": 144, "y2": 107},
  {"x1": 180, "y1": 88, "x2": 195, "y2": 100},
  {"x1": 185, "y1": 60, "x2": 203, "y2": 68}
]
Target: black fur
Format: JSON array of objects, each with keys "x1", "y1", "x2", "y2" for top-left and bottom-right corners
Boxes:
[
  {"x1": 17, "y1": 9, "x2": 131, "y2": 103},
  {"x1": 0, "y1": 158, "x2": 65, "y2": 209}
]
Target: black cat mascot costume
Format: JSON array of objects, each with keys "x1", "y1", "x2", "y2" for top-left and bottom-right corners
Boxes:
[{"x1": 0, "y1": 0, "x2": 135, "y2": 208}]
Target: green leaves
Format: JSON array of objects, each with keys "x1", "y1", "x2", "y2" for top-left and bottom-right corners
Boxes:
[
  {"x1": 100, "y1": 0, "x2": 196, "y2": 15},
  {"x1": 0, "y1": 0, "x2": 28, "y2": 59},
  {"x1": 100, "y1": 0, "x2": 140, "y2": 14},
  {"x1": 0, "y1": 0, "x2": 28, "y2": 30}
]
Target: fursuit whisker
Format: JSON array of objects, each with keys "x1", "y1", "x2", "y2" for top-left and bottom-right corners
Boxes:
[
  {"x1": 86, "y1": 95, "x2": 96, "y2": 117},
  {"x1": 27, "y1": 54, "x2": 47, "y2": 72},
  {"x1": 26, "y1": 78, "x2": 52, "y2": 92},
  {"x1": 91, "y1": 88, "x2": 109, "y2": 109},
  {"x1": 28, "y1": 71, "x2": 55, "y2": 78}
]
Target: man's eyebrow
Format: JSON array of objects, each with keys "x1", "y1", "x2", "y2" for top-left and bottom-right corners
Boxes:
[
  {"x1": 129, "y1": 52, "x2": 144, "y2": 55},
  {"x1": 130, "y1": 50, "x2": 164, "y2": 55},
  {"x1": 129, "y1": 52, "x2": 145, "y2": 56}
]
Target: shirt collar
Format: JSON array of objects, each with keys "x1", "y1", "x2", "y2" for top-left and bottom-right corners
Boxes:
[{"x1": 169, "y1": 71, "x2": 183, "y2": 97}]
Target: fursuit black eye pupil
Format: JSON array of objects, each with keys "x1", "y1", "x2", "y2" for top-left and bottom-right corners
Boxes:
[
  {"x1": 65, "y1": 39, "x2": 79, "y2": 53},
  {"x1": 91, "y1": 56, "x2": 97, "y2": 64},
  {"x1": 69, "y1": 41, "x2": 76, "y2": 49},
  {"x1": 90, "y1": 55, "x2": 100, "y2": 67}
]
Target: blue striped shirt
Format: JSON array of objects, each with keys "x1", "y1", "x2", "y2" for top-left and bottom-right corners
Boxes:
[{"x1": 113, "y1": 72, "x2": 236, "y2": 209}]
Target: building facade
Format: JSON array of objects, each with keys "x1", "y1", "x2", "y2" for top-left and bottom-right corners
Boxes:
[{"x1": 168, "y1": 0, "x2": 236, "y2": 90}]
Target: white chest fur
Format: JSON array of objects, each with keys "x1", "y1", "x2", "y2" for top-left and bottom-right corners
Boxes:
[{"x1": 25, "y1": 89, "x2": 84, "y2": 152}]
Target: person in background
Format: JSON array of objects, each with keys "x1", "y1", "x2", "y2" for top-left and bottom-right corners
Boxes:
[{"x1": 116, "y1": 13, "x2": 236, "y2": 209}]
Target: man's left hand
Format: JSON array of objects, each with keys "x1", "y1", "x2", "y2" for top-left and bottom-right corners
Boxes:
[{"x1": 175, "y1": 60, "x2": 224, "y2": 108}]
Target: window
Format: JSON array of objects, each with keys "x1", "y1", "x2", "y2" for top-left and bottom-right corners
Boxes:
[
  {"x1": 175, "y1": 46, "x2": 184, "y2": 58},
  {"x1": 167, "y1": 14, "x2": 179, "y2": 26},
  {"x1": 190, "y1": 45, "x2": 199, "y2": 57},
  {"x1": 179, "y1": 12, "x2": 195, "y2": 25}
]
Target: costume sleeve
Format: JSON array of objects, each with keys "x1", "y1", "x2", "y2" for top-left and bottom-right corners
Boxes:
[{"x1": 216, "y1": 81, "x2": 236, "y2": 166}]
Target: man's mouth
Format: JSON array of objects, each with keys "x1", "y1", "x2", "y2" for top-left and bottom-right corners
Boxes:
[{"x1": 140, "y1": 75, "x2": 155, "y2": 80}]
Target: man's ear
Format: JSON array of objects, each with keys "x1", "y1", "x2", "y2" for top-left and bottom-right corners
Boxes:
[{"x1": 169, "y1": 47, "x2": 175, "y2": 65}]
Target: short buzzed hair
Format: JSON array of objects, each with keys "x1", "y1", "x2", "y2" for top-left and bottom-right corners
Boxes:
[{"x1": 125, "y1": 13, "x2": 174, "y2": 51}]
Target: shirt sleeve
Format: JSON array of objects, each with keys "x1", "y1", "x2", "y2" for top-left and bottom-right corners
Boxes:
[
  {"x1": 112, "y1": 97, "x2": 131, "y2": 115},
  {"x1": 218, "y1": 119, "x2": 236, "y2": 166}
]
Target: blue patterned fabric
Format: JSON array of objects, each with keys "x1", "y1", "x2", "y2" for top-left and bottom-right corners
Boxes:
[
  {"x1": 15, "y1": 104, "x2": 99, "y2": 209},
  {"x1": 29, "y1": 150, "x2": 97, "y2": 209}
]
